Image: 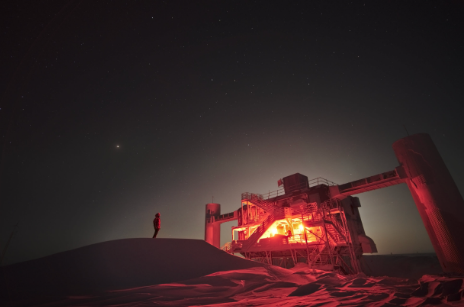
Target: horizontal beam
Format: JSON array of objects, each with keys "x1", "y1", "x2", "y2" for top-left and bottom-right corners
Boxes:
[
  {"x1": 330, "y1": 166, "x2": 407, "y2": 199},
  {"x1": 210, "y1": 211, "x2": 238, "y2": 224}
]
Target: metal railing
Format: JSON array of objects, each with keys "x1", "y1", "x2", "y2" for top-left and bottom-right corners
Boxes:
[
  {"x1": 221, "y1": 242, "x2": 233, "y2": 254},
  {"x1": 242, "y1": 177, "x2": 337, "y2": 202},
  {"x1": 308, "y1": 177, "x2": 337, "y2": 187}
]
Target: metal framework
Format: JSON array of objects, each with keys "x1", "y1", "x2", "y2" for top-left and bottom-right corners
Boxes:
[
  {"x1": 208, "y1": 134, "x2": 464, "y2": 274},
  {"x1": 232, "y1": 201, "x2": 356, "y2": 273},
  {"x1": 214, "y1": 174, "x2": 377, "y2": 274}
]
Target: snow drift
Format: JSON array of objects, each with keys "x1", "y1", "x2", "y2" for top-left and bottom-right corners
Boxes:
[
  {"x1": 0, "y1": 238, "x2": 264, "y2": 299},
  {"x1": 1, "y1": 239, "x2": 462, "y2": 306}
]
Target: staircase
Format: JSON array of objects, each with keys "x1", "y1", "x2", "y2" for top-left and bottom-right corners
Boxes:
[
  {"x1": 324, "y1": 221, "x2": 345, "y2": 243},
  {"x1": 239, "y1": 193, "x2": 280, "y2": 252},
  {"x1": 305, "y1": 203, "x2": 347, "y2": 244},
  {"x1": 302, "y1": 217, "x2": 347, "y2": 245},
  {"x1": 240, "y1": 212, "x2": 276, "y2": 252}
]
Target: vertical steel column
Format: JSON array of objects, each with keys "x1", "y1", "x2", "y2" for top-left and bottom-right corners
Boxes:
[
  {"x1": 393, "y1": 133, "x2": 464, "y2": 274},
  {"x1": 205, "y1": 203, "x2": 221, "y2": 248}
]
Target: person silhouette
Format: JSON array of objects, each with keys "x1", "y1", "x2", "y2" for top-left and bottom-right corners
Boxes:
[{"x1": 153, "y1": 213, "x2": 161, "y2": 238}]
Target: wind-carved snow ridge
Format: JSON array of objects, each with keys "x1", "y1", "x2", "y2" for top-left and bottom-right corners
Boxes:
[
  {"x1": 1, "y1": 239, "x2": 462, "y2": 306},
  {"x1": 49, "y1": 265, "x2": 462, "y2": 306}
]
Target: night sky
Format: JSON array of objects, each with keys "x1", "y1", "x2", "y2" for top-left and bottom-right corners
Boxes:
[{"x1": 1, "y1": 1, "x2": 464, "y2": 265}]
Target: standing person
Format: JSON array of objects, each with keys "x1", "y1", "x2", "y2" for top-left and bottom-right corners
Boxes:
[{"x1": 153, "y1": 213, "x2": 161, "y2": 238}]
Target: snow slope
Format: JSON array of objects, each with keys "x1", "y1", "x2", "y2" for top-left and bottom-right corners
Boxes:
[
  {"x1": 1, "y1": 239, "x2": 462, "y2": 306},
  {"x1": 0, "y1": 238, "x2": 264, "y2": 299}
]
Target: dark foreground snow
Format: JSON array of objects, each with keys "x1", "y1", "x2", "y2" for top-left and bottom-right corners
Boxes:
[{"x1": 1, "y1": 239, "x2": 462, "y2": 306}]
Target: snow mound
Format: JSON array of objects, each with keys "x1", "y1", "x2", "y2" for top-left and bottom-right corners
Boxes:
[
  {"x1": 8, "y1": 265, "x2": 461, "y2": 307},
  {"x1": 2, "y1": 241, "x2": 462, "y2": 306},
  {"x1": 0, "y1": 238, "x2": 264, "y2": 299},
  {"x1": 411, "y1": 275, "x2": 464, "y2": 303}
]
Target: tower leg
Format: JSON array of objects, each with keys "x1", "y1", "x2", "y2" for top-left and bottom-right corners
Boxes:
[
  {"x1": 204, "y1": 203, "x2": 221, "y2": 248},
  {"x1": 393, "y1": 133, "x2": 464, "y2": 274},
  {"x1": 205, "y1": 222, "x2": 221, "y2": 248}
]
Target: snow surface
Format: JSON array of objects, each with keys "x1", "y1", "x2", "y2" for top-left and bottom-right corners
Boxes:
[
  {"x1": 363, "y1": 254, "x2": 444, "y2": 279},
  {"x1": 1, "y1": 239, "x2": 463, "y2": 306}
]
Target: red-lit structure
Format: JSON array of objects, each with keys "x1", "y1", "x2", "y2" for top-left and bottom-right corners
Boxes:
[
  {"x1": 205, "y1": 134, "x2": 464, "y2": 274},
  {"x1": 205, "y1": 176, "x2": 376, "y2": 274}
]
